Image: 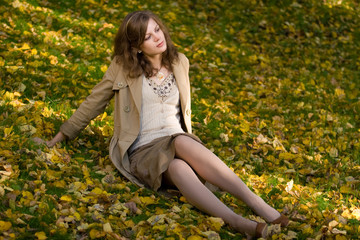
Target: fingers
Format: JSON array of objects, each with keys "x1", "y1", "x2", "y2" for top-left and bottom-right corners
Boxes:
[
  {"x1": 124, "y1": 201, "x2": 141, "y2": 214},
  {"x1": 31, "y1": 137, "x2": 46, "y2": 145},
  {"x1": 46, "y1": 140, "x2": 55, "y2": 148}
]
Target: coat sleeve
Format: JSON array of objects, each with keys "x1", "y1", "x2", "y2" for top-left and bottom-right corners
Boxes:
[{"x1": 60, "y1": 59, "x2": 120, "y2": 140}]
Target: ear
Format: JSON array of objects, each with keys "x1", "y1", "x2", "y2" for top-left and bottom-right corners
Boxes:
[{"x1": 132, "y1": 47, "x2": 142, "y2": 54}]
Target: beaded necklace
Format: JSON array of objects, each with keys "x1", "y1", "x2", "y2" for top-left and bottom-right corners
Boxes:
[{"x1": 146, "y1": 73, "x2": 175, "y2": 101}]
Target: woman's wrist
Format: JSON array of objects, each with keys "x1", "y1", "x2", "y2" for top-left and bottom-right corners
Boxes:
[
  {"x1": 46, "y1": 140, "x2": 56, "y2": 148},
  {"x1": 46, "y1": 131, "x2": 66, "y2": 147}
]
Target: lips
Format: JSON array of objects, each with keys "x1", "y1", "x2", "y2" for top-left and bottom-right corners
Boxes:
[{"x1": 157, "y1": 41, "x2": 164, "y2": 47}]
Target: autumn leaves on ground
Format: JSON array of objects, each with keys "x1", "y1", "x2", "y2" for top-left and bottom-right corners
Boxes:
[{"x1": 1, "y1": 0, "x2": 359, "y2": 239}]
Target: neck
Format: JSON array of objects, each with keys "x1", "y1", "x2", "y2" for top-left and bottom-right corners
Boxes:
[{"x1": 147, "y1": 54, "x2": 162, "y2": 69}]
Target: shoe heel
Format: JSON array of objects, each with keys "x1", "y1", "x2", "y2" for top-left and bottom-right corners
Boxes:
[
  {"x1": 271, "y1": 214, "x2": 289, "y2": 227},
  {"x1": 255, "y1": 222, "x2": 267, "y2": 238}
]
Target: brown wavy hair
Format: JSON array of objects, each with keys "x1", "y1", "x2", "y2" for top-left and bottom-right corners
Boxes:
[{"x1": 113, "y1": 11, "x2": 178, "y2": 79}]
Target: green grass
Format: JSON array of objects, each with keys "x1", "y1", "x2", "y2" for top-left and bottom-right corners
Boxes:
[{"x1": 1, "y1": 0, "x2": 360, "y2": 239}]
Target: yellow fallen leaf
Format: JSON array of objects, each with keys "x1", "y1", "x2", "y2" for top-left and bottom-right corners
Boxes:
[
  {"x1": 136, "y1": 226, "x2": 147, "y2": 239},
  {"x1": 0, "y1": 170, "x2": 11, "y2": 177},
  {"x1": 340, "y1": 186, "x2": 354, "y2": 194},
  {"x1": 259, "y1": 120, "x2": 267, "y2": 129},
  {"x1": 335, "y1": 235, "x2": 347, "y2": 240},
  {"x1": 86, "y1": 178, "x2": 94, "y2": 185},
  {"x1": 329, "y1": 220, "x2": 339, "y2": 228},
  {"x1": 294, "y1": 157, "x2": 304, "y2": 164},
  {"x1": 35, "y1": 231, "x2": 47, "y2": 240},
  {"x1": 17, "y1": 83, "x2": 26, "y2": 92},
  {"x1": 187, "y1": 235, "x2": 203, "y2": 240},
  {"x1": 60, "y1": 195, "x2": 72, "y2": 202},
  {"x1": 91, "y1": 187, "x2": 103, "y2": 195},
  {"x1": 273, "y1": 137, "x2": 286, "y2": 151},
  {"x1": 77, "y1": 222, "x2": 89, "y2": 231},
  {"x1": 31, "y1": 48, "x2": 38, "y2": 55},
  {"x1": 49, "y1": 55, "x2": 58, "y2": 65},
  {"x1": 171, "y1": 205, "x2": 181, "y2": 213},
  {"x1": 100, "y1": 65, "x2": 108, "y2": 73},
  {"x1": 352, "y1": 208, "x2": 360, "y2": 220},
  {"x1": 21, "y1": 43, "x2": 31, "y2": 50},
  {"x1": 140, "y1": 196, "x2": 155, "y2": 205},
  {"x1": 153, "y1": 224, "x2": 167, "y2": 231},
  {"x1": 332, "y1": 228, "x2": 346, "y2": 235},
  {"x1": 290, "y1": 145, "x2": 300, "y2": 154},
  {"x1": 100, "y1": 111, "x2": 107, "y2": 121},
  {"x1": 168, "y1": 223, "x2": 187, "y2": 238},
  {"x1": 302, "y1": 224, "x2": 313, "y2": 235},
  {"x1": 53, "y1": 180, "x2": 67, "y2": 188},
  {"x1": 239, "y1": 120, "x2": 250, "y2": 133},
  {"x1": 20, "y1": 191, "x2": 34, "y2": 205},
  {"x1": 4, "y1": 127, "x2": 13, "y2": 137},
  {"x1": 73, "y1": 212, "x2": 81, "y2": 221},
  {"x1": 328, "y1": 147, "x2": 339, "y2": 158},
  {"x1": 256, "y1": 134, "x2": 268, "y2": 144},
  {"x1": 285, "y1": 179, "x2": 294, "y2": 193},
  {"x1": 82, "y1": 165, "x2": 90, "y2": 178},
  {"x1": 70, "y1": 182, "x2": 87, "y2": 192},
  {"x1": 103, "y1": 222, "x2": 112, "y2": 233},
  {"x1": 0, "y1": 221, "x2": 12, "y2": 232},
  {"x1": 341, "y1": 209, "x2": 352, "y2": 219},
  {"x1": 279, "y1": 152, "x2": 295, "y2": 160},
  {"x1": 201, "y1": 231, "x2": 221, "y2": 240},
  {"x1": 286, "y1": 231, "x2": 297, "y2": 239},
  {"x1": 41, "y1": 107, "x2": 53, "y2": 118},
  {"x1": 19, "y1": 125, "x2": 37, "y2": 134},
  {"x1": 37, "y1": 91, "x2": 46, "y2": 100},
  {"x1": 335, "y1": 88, "x2": 345, "y2": 99},
  {"x1": 89, "y1": 229, "x2": 105, "y2": 239},
  {"x1": 124, "y1": 220, "x2": 134, "y2": 228},
  {"x1": 207, "y1": 217, "x2": 224, "y2": 231},
  {"x1": 147, "y1": 214, "x2": 166, "y2": 225},
  {"x1": 0, "y1": 186, "x2": 4, "y2": 197}
]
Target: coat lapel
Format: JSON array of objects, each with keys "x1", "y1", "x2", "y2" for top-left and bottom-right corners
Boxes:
[{"x1": 173, "y1": 61, "x2": 188, "y2": 114}]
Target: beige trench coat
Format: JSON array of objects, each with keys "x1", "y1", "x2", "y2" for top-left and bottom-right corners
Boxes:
[{"x1": 60, "y1": 53, "x2": 192, "y2": 187}]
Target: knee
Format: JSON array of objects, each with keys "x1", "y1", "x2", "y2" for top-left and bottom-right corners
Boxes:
[
  {"x1": 167, "y1": 158, "x2": 191, "y2": 180},
  {"x1": 173, "y1": 135, "x2": 195, "y2": 152},
  {"x1": 173, "y1": 135, "x2": 187, "y2": 149}
]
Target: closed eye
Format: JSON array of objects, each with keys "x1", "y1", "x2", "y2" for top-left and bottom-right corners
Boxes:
[{"x1": 144, "y1": 25, "x2": 160, "y2": 41}]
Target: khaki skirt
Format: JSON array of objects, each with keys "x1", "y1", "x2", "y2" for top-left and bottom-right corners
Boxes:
[{"x1": 129, "y1": 132, "x2": 202, "y2": 191}]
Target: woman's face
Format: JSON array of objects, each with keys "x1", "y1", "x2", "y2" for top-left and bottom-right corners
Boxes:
[{"x1": 139, "y1": 18, "x2": 167, "y2": 57}]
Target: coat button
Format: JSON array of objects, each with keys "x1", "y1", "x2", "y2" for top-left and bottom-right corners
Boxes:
[
  {"x1": 118, "y1": 82, "x2": 124, "y2": 88},
  {"x1": 124, "y1": 106, "x2": 130, "y2": 112},
  {"x1": 186, "y1": 109, "x2": 191, "y2": 116}
]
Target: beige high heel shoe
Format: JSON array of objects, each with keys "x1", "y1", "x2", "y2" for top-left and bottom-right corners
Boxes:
[
  {"x1": 271, "y1": 214, "x2": 289, "y2": 227},
  {"x1": 246, "y1": 222, "x2": 268, "y2": 239}
]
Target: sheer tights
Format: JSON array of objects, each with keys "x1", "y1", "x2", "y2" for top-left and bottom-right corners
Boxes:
[{"x1": 163, "y1": 135, "x2": 281, "y2": 236}]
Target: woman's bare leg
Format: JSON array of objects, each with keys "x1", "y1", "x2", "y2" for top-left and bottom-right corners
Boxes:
[
  {"x1": 164, "y1": 158, "x2": 261, "y2": 237},
  {"x1": 173, "y1": 135, "x2": 281, "y2": 222}
]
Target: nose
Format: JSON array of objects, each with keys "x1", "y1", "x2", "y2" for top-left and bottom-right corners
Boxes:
[{"x1": 154, "y1": 32, "x2": 160, "y2": 42}]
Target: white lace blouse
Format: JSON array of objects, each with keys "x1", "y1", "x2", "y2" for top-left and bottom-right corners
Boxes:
[{"x1": 128, "y1": 73, "x2": 184, "y2": 153}]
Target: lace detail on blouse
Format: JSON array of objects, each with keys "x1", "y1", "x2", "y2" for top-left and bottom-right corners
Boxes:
[{"x1": 146, "y1": 73, "x2": 175, "y2": 101}]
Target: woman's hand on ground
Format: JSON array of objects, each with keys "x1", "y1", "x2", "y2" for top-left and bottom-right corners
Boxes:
[
  {"x1": 124, "y1": 201, "x2": 142, "y2": 214},
  {"x1": 31, "y1": 131, "x2": 66, "y2": 148},
  {"x1": 46, "y1": 131, "x2": 66, "y2": 147}
]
